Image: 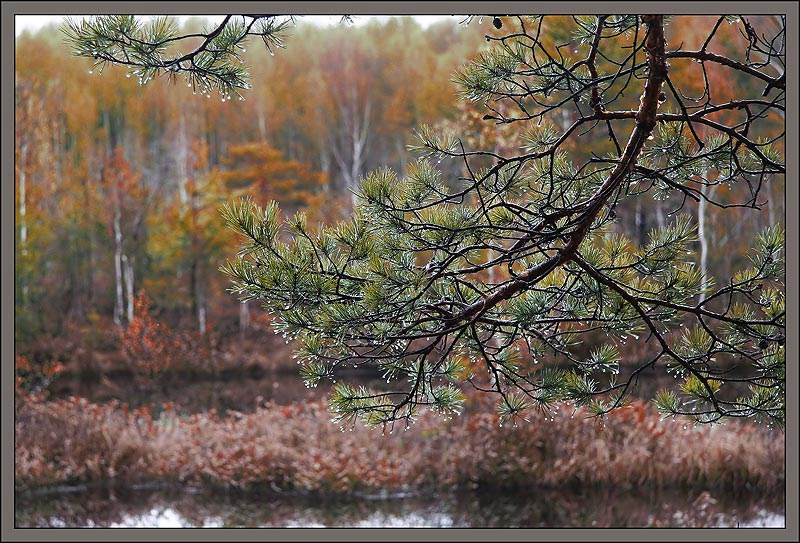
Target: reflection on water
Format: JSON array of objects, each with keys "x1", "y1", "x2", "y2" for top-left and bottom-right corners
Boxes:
[
  {"x1": 109, "y1": 508, "x2": 223, "y2": 528},
  {"x1": 107, "y1": 507, "x2": 458, "y2": 528},
  {"x1": 16, "y1": 485, "x2": 785, "y2": 528}
]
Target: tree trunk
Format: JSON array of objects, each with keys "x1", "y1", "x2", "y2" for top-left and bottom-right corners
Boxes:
[
  {"x1": 655, "y1": 201, "x2": 666, "y2": 229},
  {"x1": 84, "y1": 174, "x2": 96, "y2": 308},
  {"x1": 239, "y1": 301, "x2": 250, "y2": 338},
  {"x1": 189, "y1": 189, "x2": 207, "y2": 335},
  {"x1": 198, "y1": 288, "x2": 207, "y2": 336},
  {"x1": 256, "y1": 100, "x2": 268, "y2": 142},
  {"x1": 189, "y1": 257, "x2": 207, "y2": 336},
  {"x1": 767, "y1": 179, "x2": 776, "y2": 228},
  {"x1": 698, "y1": 181, "x2": 718, "y2": 304},
  {"x1": 177, "y1": 110, "x2": 189, "y2": 205},
  {"x1": 113, "y1": 210, "x2": 124, "y2": 326},
  {"x1": 635, "y1": 199, "x2": 646, "y2": 246},
  {"x1": 698, "y1": 187, "x2": 708, "y2": 303},
  {"x1": 123, "y1": 253, "x2": 135, "y2": 324},
  {"x1": 18, "y1": 139, "x2": 29, "y2": 302},
  {"x1": 330, "y1": 93, "x2": 372, "y2": 205},
  {"x1": 19, "y1": 140, "x2": 28, "y2": 254},
  {"x1": 320, "y1": 149, "x2": 331, "y2": 193}
]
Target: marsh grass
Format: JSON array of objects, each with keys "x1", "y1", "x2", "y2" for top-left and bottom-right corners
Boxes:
[{"x1": 15, "y1": 389, "x2": 784, "y2": 496}]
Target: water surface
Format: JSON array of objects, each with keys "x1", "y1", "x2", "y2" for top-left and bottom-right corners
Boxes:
[{"x1": 16, "y1": 484, "x2": 785, "y2": 528}]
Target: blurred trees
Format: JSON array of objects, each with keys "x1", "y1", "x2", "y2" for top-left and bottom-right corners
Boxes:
[
  {"x1": 101, "y1": 149, "x2": 150, "y2": 325},
  {"x1": 14, "y1": 17, "x2": 486, "y2": 347},
  {"x1": 218, "y1": 142, "x2": 327, "y2": 217},
  {"x1": 145, "y1": 140, "x2": 228, "y2": 335}
]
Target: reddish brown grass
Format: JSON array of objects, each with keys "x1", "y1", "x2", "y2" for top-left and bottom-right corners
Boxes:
[{"x1": 15, "y1": 391, "x2": 784, "y2": 495}]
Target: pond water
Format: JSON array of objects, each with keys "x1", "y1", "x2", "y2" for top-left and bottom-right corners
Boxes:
[
  {"x1": 49, "y1": 363, "x2": 683, "y2": 416},
  {"x1": 49, "y1": 368, "x2": 382, "y2": 414},
  {"x1": 16, "y1": 484, "x2": 784, "y2": 528}
]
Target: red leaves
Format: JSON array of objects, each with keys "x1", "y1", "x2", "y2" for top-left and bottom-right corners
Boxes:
[
  {"x1": 119, "y1": 290, "x2": 212, "y2": 375},
  {"x1": 120, "y1": 290, "x2": 175, "y2": 374}
]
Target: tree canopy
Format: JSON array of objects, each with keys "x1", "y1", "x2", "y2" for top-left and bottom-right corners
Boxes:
[{"x1": 64, "y1": 14, "x2": 786, "y2": 429}]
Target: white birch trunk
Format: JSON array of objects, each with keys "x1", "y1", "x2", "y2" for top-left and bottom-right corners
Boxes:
[
  {"x1": 697, "y1": 182, "x2": 717, "y2": 304},
  {"x1": 19, "y1": 140, "x2": 28, "y2": 256},
  {"x1": 113, "y1": 210, "x2": 124, "y2": 326},
  {"x1": 177, "y1": 111, "x2": 189, "y2": 206},
  {"x1": 123, "y1": 253, "x2": 134, "y2": 324},
  {"x1": 19, "y1": 139, "x2": 29, "y2": 301},
  {"x1": 698, "y1": 189, "x2": 708, "y2": 303},
  {"x1": 257, "y1": 100, "x2": 268, "y2": 142},
  {"x1": 198, "y1": 289, "x2": 207, "y2": 335},
  {"x1": 239, "y1": 301, "x2": 250, "y2": 338},
  {"x1": 330, "y1": 93, "x2": 372, "y2": 205}
]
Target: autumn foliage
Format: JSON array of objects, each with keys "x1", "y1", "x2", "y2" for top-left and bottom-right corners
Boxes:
[
  {"x1": 119, "y1": 290, "x2": 214, "y2": 376},
  {"x1": 13, "y1": 18, "x2": 488, "y2": 347},
  {"x1": 13, "y1": 16, "x2": 786, "y2": 516}
]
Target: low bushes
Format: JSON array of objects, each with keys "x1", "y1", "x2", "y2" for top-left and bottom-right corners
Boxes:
[{"x1": 15, "y1": 391, "x2": 784, "y2": 495}]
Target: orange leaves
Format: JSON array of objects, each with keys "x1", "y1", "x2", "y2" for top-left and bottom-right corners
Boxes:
[
  {"x1": 218, "y1": 142, "x2": 328, "y2": 220},
  {"x1": 188, "y1": 139, "x2": 210, "y2": 172},
  {"x1": 14, "y1": 355, "x2": 31, "y2": 372},
  {"x1": 43, "y1": 361, "x2": 65, "y2": 378},
  {"x1": 15, "y1": 18, "x2": 489, "y2": 342},
  {"x1": 101, "y1": 148, "x2": 150, "y2": 234}
]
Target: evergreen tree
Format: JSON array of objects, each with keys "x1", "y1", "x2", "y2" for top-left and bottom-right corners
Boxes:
[{"x1": 65, "y1": 14, "x2": 786, "y2": 428}]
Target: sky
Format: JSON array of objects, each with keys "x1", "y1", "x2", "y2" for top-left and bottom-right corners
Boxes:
[{"x1": 14, "y1": 14, "x2": 461, "y2": 37}]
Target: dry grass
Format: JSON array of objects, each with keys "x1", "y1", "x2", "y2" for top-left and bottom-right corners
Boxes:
[{"x1": 15, "y1": 391, "x2": 784, "y2": 495}]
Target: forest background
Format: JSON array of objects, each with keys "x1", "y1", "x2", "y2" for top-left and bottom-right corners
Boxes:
[
  {"x1": 14, "y1": 16, "x2": 495, "y2": 390},
  {"x1": 14, "y1": 14, "x2": 785, "y2": 402}
]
